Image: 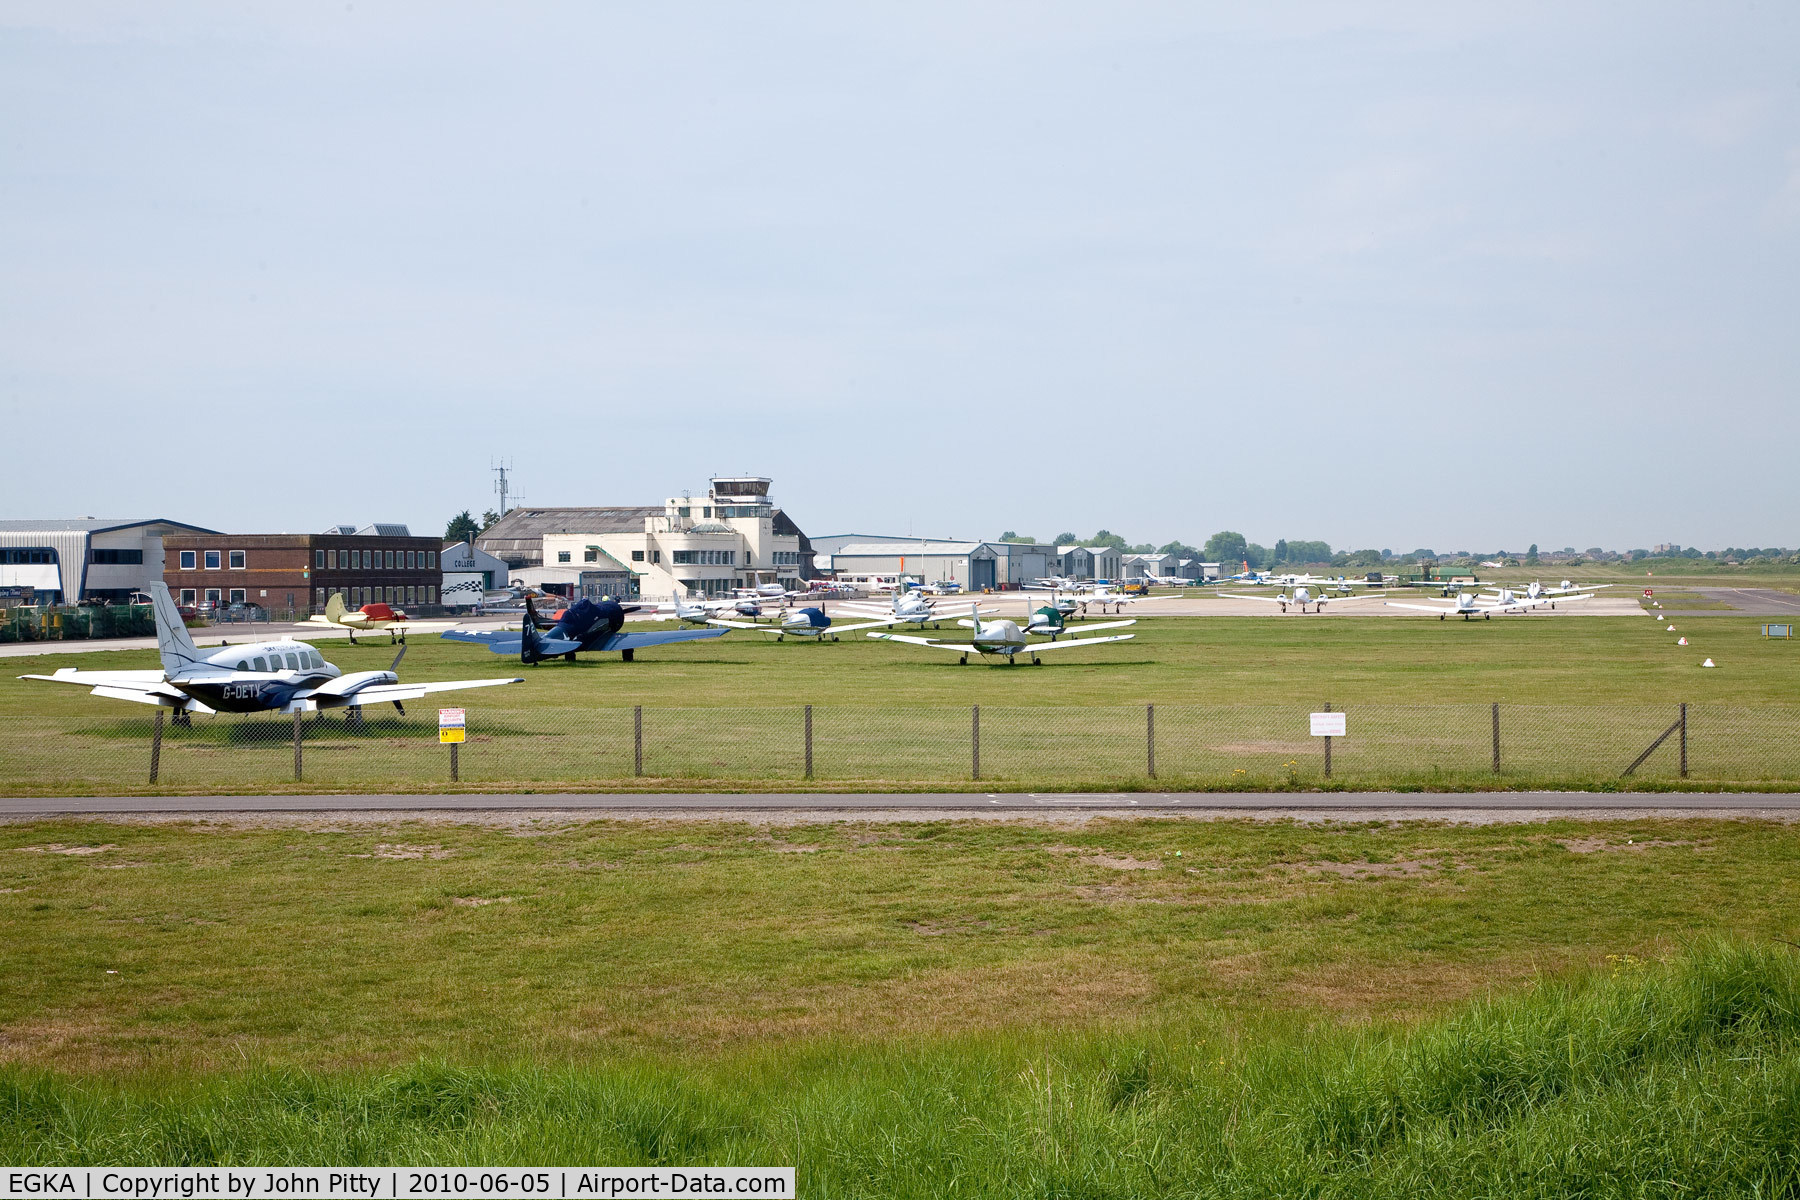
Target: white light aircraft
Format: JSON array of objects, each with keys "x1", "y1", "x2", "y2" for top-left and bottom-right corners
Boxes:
[
  {"x1": 1218, "y1": 584, "x2": 1387, "y2": 613},
  {"x1": 868, "y1": 609, "x2": 1135, "y2": 665},
  {"x1": 706, "y1": 606, "x2": 917, "y2": 641},
  {"x1": 1385, "y1": 589, "x2": 1592, "y2": 620},
  {"x1": 21, "y1": 584, "x2": 521, "y2": 722},
  {"x1": 835, "y1": 594, "x2": 992, "y2": 630}
]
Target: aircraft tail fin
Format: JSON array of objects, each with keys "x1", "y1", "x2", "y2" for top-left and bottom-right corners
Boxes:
[
  {"x1": 520, "y1": 595, "x2": 546, "y2": 664},
  {"x1": 149, "y1": 583, "x2": 206, "y2": 675},
  {"x1": 325, "y1": 591, "x2": 345, "y2": 623}
]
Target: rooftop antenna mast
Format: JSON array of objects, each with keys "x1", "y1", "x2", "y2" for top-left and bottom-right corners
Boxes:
[{"x1": 491, "y1": 459, "x2": 516, "y2": 516}]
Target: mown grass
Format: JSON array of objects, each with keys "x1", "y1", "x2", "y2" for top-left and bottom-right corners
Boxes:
[
  {"x1": 3, "y1": 817, "x2": 1798, "y2": 1071},
  {"x1": 5, "y1": 615, "x2": 1797, "y2": 794},
  {"x1": 3, "y1": 943, "x2": 1798, "y2": 1197}
]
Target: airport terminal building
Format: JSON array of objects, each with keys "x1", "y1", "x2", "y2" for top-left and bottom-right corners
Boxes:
[
  {"x1": 0, "y1": 517, "x2": 219, "y2": 605},
  {"x1": 476, "y1": 476, "x2": 811, "y2": 599}
]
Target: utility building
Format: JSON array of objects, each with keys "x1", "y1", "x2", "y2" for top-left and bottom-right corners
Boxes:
[{"x1": 0, "y1": 518, "x2": 218, "y2": 605}]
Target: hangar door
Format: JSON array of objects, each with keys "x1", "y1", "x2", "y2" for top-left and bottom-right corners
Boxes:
[{"x1": 971, "y1": 556, "x2": 997, "y2": 590}]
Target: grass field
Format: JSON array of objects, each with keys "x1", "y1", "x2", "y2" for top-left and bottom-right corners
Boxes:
[
  {"x1": 2, "y1": 815, "x2": 1798, "y2": 1192},
  {"x1": 4, "y1": 614, "x2": 1797, "y2": 794}
]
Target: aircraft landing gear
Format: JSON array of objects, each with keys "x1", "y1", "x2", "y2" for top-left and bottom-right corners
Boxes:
[
  {"x1": 564, "y1": 651, "x2": 578, "y2": 661},
  {"x1": 1031, "y1": 655, "x2": 1042, "y2": 665},
  {"x1": 959, "y1": 655, "x2": 968, "y2": 665},
  {"x1": 172, "y1": 709, "x2": 192, "y2": 728},
  {"x1": 620, "y1": 649, "x2": 633, "y2": 662}
]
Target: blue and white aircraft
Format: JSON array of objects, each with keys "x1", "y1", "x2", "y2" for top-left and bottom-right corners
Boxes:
[
  {"x1": 869, "y1": 608, "x2": 1135, "y2": 665},
  {"x1": 443, "y1": 595, "x2": 727, "y2": 664},
  {"x1": 21, "y1": 584, "x2": 521, "y2": 721},
  {"x1": 705, "y1": 605, "x2": 916, "y2": 642}
]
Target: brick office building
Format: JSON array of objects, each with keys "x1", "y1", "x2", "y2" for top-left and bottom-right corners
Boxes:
[{"x1": 163, "y1": 525, "x2": 443, "y2": 616}]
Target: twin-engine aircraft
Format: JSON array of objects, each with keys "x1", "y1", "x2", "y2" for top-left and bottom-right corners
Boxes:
[
  {"x1": 868, "y1": 609, "x2": 1135, "y2": 665},
  {"x1": 303, "y1": 593, "x2": 460, "y2": 644},
  {"x1": 443, "y1": 595, "x2": 725, "y2": 663},
  {"x1": 21, "y1": 584, "x2": 521, "y2": 720},
  {"x1": 833, "y1": 593, "x2": 990, "y2": 630},
  {"x1": 1218, "y1": 584, "x2": 1388, "y2": 613}
]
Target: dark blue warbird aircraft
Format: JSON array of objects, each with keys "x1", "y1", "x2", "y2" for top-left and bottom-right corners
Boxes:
[{"x1": 441, "y1": 595, "x2": 727, "y2": 664}]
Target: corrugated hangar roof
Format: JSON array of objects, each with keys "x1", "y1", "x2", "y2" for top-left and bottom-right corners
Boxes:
[
  {"x1": 0, "y1": 517, "x2": 218, "y2": 533},
  {"x1": 483, "y1": 507, "x2": 663, "y2": 537},
  {"x1": 831, "y1": 541, "x2": 992, "y2": 556}
]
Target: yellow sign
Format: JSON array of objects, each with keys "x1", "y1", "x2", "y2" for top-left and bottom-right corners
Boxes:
[{"x1": 439, "y1": 727, "x2": 465, "y2": 744}]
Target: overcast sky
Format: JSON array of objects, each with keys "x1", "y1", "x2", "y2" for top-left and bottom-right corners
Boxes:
[{"x1": 2, "y1": 3, "x2": 1796, "y2": 552}]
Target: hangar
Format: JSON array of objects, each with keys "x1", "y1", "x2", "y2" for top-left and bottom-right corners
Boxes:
[
  {"x1": 0, "y1": 517, "x2": 218, "y2": 605},
  {"x1": 817, "y1": 538, "x2": 1058, "y2": 589}
]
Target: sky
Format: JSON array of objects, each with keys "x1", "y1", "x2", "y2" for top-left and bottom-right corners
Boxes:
[{"x1": 2, "y1": 2, "x2": 1796, "y2": 553}]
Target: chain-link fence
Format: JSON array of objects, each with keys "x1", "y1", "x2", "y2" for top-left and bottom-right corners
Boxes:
[{"x1": 4, "y1": 702, "x2": 1798, "y2": 793}]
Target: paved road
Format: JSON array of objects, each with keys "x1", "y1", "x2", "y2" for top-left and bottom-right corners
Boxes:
[{"x1": 4, "y1": 791, "x2": 1798, "y2": 814}]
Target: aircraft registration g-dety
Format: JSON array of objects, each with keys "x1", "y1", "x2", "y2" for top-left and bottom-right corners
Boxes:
[{"x1": 20, "y1": 583, "x2": 522, "y2": 719}]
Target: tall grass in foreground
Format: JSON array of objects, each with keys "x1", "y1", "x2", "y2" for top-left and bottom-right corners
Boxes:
[{"x1": 4, "y1": 944, "x2": 1798, "y2": 1197}]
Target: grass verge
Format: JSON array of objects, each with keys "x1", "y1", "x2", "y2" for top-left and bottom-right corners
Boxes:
[{"x1": 3, "y1": 944, "x2": 1797, "y2": 1197}]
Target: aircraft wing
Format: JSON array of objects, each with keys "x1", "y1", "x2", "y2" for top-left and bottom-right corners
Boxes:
[
  {"x1": 1023, "y1": 633, "x2": 1136, "y2": 652},
  {"x1": 1053, "y1": 619, "x2": 1136, "y2": 635},
  {"x1": 1383, "y1": 601, "x2": 1454, "y2": 614},
  {"x1": 1218, "y1": 592, "x2": 1287, "y2": 604},
  {"x1": 826, "y1": 616, "x2": 914, "y2": 634},
  {"x1": 440, "y1": 630, "x2": 519, "y2": 645},
  {"x1": 603, "y1": 628, "x2": 729, "y2": 651},
  {"x1": 20, "y1": 668, "x2": 206, "y2": 710},
  {"x1": 335, "y1": 677, "x2": 525, "y2": 706},
  {"x1": 865, "y1": 633, "x2": 972, "y2": 651},
  {"x1": 705, "y1": 618, "x2": 777, "y2": 631}
]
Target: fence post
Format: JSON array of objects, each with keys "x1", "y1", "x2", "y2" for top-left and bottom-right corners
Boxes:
[
  {"x1": 804, "y1": 704, "x2": 814, "y2": 780},
  {"x1": 1680, "y1": 702, "x2": 1688, "y2": 778},
  {"x1": 1146, "y1": 704, "x2": 1156, "y2": 779},
  {"x1": 634, "y1": 705, "x2": 643, "y2": 777},
  {"x1": 1323, "y1": 701, "x2": 1332, "y2": 779},
  {"x1": 292, "y1": 709, "x2": 303, "y2": 782},
  {"x1": 972, "y1": 705, "x2": 980, "y2": 781},
  {"x1": 1491, "y1": 702, "x2": 1501, "y2": 774},
  {"x1": 149, "y1": 709, "x2": 164, "y2": 784},
  {"x1": 450, "y1": 742, "x2": 459, "y2": 782}
]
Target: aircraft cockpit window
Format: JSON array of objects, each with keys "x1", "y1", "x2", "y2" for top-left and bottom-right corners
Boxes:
[
  {"x1": 237, "y1": 661, "x2": 248, "y2": 671},
  {"x1": 304, "y1": 651, "x2": 321, "y2": 669},
  {"x1": 254, "y1": 657, "x2": 267, "y2": 671}
]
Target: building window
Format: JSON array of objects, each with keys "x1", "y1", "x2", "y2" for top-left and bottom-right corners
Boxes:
[
  {"x1": 427, "y1": 586, "x2": 436, "y2": 603},
  {"x1": 702, "y1": 507, "x2": 711, "y2": 518},
  {"x1": 631, "y1": 550, "x2": 645, "y2": 562},
  {"x1": 583, "y1": 549, "x2": 597, "y2": 562},
  {"x1": 672, "y1": 550, "x2": 695, "y2": 565},
  {"x1": 677, "y1": 506, "x2": 690, "y2": 518},
  {"x1": 229, "y1": 588, "x2": 246, "y2": 603},
  {"x1": 205, "y1": 588, "x2": 221, "y2": 604},
  {"x1": 407, "y1": 586, "x2": 416, "y2": 604},
  {"x1": 204, "y1": 550, "x2": 221, "y2": 569},
  {"x1": 427, "y1": 551, "x2": 436, "y2": 568},
  {"x1": 557, "y1": 551, "x2": 571, "y2": 563},
  {"x1": 652, "y1": 550, "x2": 661, "y2": 563},
  {"x1": 315, "y1": 588, "x2": 325, "y2": 607},
  {"x1": 180, "y1": 588, "x2": 196, "y2": 605},
  {"x1": 180, "y1": 551, "x2": 196, "y2": 570},
  {"x1": 91, "y1": 548, "x2": 143, "y2": 565},
  {"x1": 315, "y1": 550, "x2": 325, "y2": 568},
  {"x1": 228, "y1": 550, "x2": 246, "y2": 569}
]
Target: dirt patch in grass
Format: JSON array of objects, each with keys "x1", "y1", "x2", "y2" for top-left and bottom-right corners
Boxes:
[
  {"x1": 450, "y1": 896, "x2": 514, "y2": 907},
  {"x1": 15, "y1": 844, "x2": 117, "y2": 855},
  {"x1": 1297, "y1": 858, "x2": 1442, "y2": 878},
  {"x1": 1081, "y1": 853, "x2": 1161, "y2": 871},
  {"x1": 1556, "y1": 837, "x2": 1694, "y2": 854},
  {"x1": 346, "y1": 843, "x2": 455, "y2": 860}
]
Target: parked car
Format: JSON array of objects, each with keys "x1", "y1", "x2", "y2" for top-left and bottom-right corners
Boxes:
[{"x1": 221, "y1": 602, "x2": 268, "y2": 623}]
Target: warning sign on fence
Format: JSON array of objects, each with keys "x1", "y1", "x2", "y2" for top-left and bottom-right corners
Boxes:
[
  {"x1": 439, "y1": 707, "x2": 466, "y2": 744},
  {"x1": 1309, "y1": 711, "x2": 1346, "y2": 737}
]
